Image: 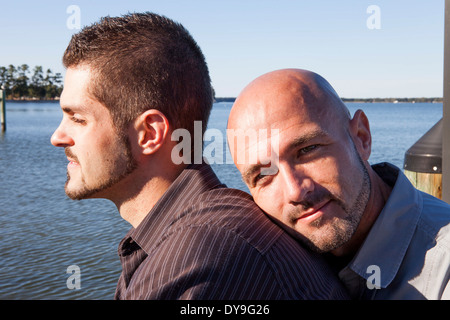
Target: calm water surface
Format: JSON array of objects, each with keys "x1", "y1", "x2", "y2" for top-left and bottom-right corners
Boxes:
[{"x1": 0, "y1": 101, "x2": 443, "y2": 299}]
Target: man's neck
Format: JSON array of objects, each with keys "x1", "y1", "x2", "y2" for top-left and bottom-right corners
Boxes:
[
  {"x1": 113, "y1": 164, "x2": 186, "y2": 228},
  {"x1": 331, "y1": 166, "x2": 393, "y2": 257}
]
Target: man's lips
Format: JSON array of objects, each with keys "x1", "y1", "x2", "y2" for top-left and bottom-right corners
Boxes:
[
  {"x1": 67, "y1": 157, "x2": 79, "y2": 167},
  {"x1": 65, "y1": 148, "x2": 79, "y2": 164},
  {"x1": 296, "y1": 200, "x2": 331, "y2": 221},
  {"x1": 65, "y1": 148, "x2": 79, "y2": 166}
]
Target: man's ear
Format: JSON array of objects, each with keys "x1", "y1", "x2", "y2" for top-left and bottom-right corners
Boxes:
[
  {"x1": 135, "y1": 109, "x2": 170, "y2": 155},
  {"x1": 349, "y1": 109, "x2": 372, "y2": 161}
]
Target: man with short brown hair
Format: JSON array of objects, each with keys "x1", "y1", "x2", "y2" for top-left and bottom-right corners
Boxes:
[{"x1": 51, "y1": 13, "x2": 349, "y2": 300}]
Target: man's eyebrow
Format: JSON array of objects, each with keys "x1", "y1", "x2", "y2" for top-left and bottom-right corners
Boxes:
[
  {"x1": 285, "y1": 129, "x2": 329, "y2": 153},
  {"x1": 61, "y1": 104, "x2": 87, "y2": 114},
  {"x1": 241, "y1": 129, "x2": 329, "y2": 185},
  {"x1": 240, "y1": 129, "x2": 330, "y2": 185}
]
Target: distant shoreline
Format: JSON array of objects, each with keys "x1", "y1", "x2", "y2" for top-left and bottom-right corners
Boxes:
[
  {"x1": 6, "y1": 98, "x2": 60, "y2": 102},
  {"x1": 341, "y1": 97, "x2": 443, "y2": 103},
  {"x1": 214, "y1": 97, "x2": 443, "y2": 103},
  {"x1": 6, "y1": 97, "x2": 444, "y2": 104}
]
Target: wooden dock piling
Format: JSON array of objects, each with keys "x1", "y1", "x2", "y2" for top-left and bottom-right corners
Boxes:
[
  {"x1": 404, "y1": 170, "x2": 442, "y2": 199},
  {"x1": 404, "y1": 119, "x2": 443, "y2": 199},
  {"x1": 0, "y1": 88, "x2": 5, "y2": 132},
  {"x1": 442, "y1": 0, "x2": 450, "y2": 203}
]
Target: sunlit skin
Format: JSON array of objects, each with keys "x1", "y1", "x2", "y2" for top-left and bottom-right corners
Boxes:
[
  {"x1": 51, "y1": 67, "x2": 136, "y2": 201},
  {"x1": 51, "y1": 65, "x2": 184, "y2": 228},
  {"x1": 227, "y1": 69, "x2": 392, "y2": 256}
]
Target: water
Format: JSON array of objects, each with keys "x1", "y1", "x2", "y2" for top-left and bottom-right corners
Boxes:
[{"x1": 0, "y1": 100, "x2": 443, "y2": 299}]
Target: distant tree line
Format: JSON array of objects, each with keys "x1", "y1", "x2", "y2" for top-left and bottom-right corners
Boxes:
[
  {"x1": 214, "y1": 97, "x2": 235, "y2": 103},
  {"x1": 214, "y1": 97, "x2": 443, "y2": 103},
  {"x1": 0, "y1": 64, "x2": 63, "y2": 100},
  {"x1": 342, "y1": 97, "x2": 443, "y2": 103}
]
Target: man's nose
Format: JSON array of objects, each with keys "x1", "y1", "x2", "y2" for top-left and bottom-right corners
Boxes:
[
  {"x1": 50, "y1": 123, "x2": 74, "y2": 147},
  {"x1": 280, "y1": 165, "x2": 314, "y2": 204}
]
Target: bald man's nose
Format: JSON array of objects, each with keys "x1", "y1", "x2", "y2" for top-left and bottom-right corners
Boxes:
[{"x1": 279, "y1": 166, "x2": 314, "y2": 204}]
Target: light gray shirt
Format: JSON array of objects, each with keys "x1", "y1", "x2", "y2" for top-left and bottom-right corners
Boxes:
[{"x1": 337, "y1": 163, "x2": 450, "y2": 300}]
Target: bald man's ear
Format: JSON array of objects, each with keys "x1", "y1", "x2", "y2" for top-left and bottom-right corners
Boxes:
[
  {"x1": 135, "y1": 109, "x2": 170, "y2": 155},
  {"x1": 349, "y1": 109, "x2": 372, "y2": 161}
]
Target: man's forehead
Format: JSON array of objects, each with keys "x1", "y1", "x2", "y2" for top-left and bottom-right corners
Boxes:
[
  {"x1": 229, "y1": 122, "x2": 328, "y2": 158},
  {"x1": 60, "y1": 66, "x2": 103, "y2": 113},
  {"x1": 228, "y1": 126, "x2": 277, "y2": 157},
  {"x1": 60, "y1": 90, "x2": 93, "y2": 114},
  {"x1": 232, "y1": 93, "x2": 328, "y2": 134}
]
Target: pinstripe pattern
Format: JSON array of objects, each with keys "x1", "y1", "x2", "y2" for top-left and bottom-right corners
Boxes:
[{"x1": 114, "y1": 163, "x2": 349, "y2": 300}]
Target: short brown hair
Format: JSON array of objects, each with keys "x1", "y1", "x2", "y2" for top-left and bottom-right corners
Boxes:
[{"x1": 63, "y1": 12, "x2": 213, "y2": 136}]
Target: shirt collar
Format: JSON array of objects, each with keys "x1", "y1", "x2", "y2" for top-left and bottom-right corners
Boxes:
[
  {"x1": 344, "y1": 163, "x2": 423, "y2": 288},
  {"x1": 119, "y1": 162, "x2": 224, "y2": 255}
]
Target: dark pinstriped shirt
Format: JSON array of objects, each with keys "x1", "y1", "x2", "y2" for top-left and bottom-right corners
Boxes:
[{"x1": 114, "y1": 163, "x2": 349, "y2": 300}]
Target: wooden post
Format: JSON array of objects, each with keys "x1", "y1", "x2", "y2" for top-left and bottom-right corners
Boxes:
[
  {"x1": 404, "y1": 170, "x2": 442, "y2": 199},
  {"x1": 442, "y1": 0, "x2": 450, "y2": 203},
  {"x1": 0, "y1": 88, "x2": 5, "y2": 133},
  {"x1": 404, "y1": 119, "x2": 443, "y2": 199},
  {"x1": 405, "y1": 1, "x2": 450, "y2": 202}
]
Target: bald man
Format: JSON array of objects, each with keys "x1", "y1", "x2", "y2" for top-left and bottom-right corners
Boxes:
[{"x1": 227, "y1": 69, "x2": 450, "y2": 300}]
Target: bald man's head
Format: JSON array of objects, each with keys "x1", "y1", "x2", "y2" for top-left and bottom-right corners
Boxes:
[
  {"x1": 226, "y1": 69, "x2": 374, "y2": 254},
  {"x1": 227, "y1": 69, "x2": 350, "y2": 135},
  {"x1": 227, "y1": 69, "x2": 353, "y2": 173}
]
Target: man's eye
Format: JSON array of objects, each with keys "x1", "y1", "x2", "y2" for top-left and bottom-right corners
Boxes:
[
  {"x1": 253, "y1": 173, "x2": 264, "y2": 184},
  {"x1": 71, "y1": 116, "x2": 86, "y2": 124},
  {"x1": 299, "y1": 144, "x2": 318, "y2": 155},
  {"x1": 252, "y1": 172, "x2": 270, "y2": 187}
]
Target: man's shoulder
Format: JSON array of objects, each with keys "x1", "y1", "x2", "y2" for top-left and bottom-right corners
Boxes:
[
  {"x1": 375, "y1": 162, "x2": 450, "y2": 244},
  {"x1": 185, "y1": 186, "x2": 264, "y2": 220},
  {"x1": 418, "y1": 191, "x2": 450, "y2": 246},
  {"x1": 175, "y1": 186, "x2": 287, "y2": 252},
  {"x1": 138, "y1": 184, "x2": 350, "y2": 300},
  {"x1": 194, "y1": 186, "x2": 257, "y2": 207},
  {"x1": 160, "y1": 187, "x2": 350, "y2": 299}
]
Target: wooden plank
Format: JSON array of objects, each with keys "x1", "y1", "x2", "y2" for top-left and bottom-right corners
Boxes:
[{"x1": 404, "y1": 170, "x2": 442, "y2": 199}]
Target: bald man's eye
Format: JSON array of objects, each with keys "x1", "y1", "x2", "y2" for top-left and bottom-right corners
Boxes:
[
  {"x1": 298, "y1": 144, "x2": 319, "y2": 156},
  {"x1": 253, "y1": 173, "x2": 264, "y2": 183},
  {"x1": 251, "y1": 172, "x2": 272, "y2": 187}
]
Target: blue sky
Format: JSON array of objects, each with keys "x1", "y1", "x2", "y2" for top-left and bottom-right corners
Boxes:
[{"x1": 0, "y1": 0, "x2": 445, "y2": 98}]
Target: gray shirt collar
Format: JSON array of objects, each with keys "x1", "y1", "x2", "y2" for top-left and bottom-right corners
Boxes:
[{"x1": 342, "y1": 163, "x2": 422, "y2": 288}]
